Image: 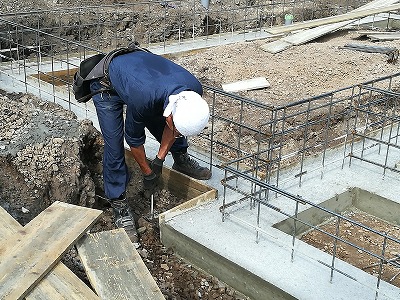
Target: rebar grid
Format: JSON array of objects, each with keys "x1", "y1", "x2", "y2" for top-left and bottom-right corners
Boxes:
[
  {"x1": 216, "y1": 74, "x2": 400, "y2": 293},
  {"x1": 0, "y1": 0, "x2": 370, "y2": 53}
]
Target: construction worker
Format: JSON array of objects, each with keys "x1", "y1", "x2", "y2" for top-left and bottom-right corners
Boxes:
[{"x1": 90, "y1": 49, "x2": 211, "y2": 243}]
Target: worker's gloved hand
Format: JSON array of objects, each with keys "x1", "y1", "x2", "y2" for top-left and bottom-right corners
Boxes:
[
  {"x1": 150, "y1": 156, "x2": 164, "y2": 178},
  {"x1": 143, "y1": 172, "x2": 159, "y2": 199}
]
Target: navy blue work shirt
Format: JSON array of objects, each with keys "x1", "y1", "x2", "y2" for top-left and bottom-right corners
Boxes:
[{"x1": 108, "y1": 51, "x2": 203, "y2": 146}]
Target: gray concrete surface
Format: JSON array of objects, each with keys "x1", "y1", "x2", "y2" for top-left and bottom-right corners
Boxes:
[{"x1": 161, "y1": 140, "x2": 400, "y2": 300}]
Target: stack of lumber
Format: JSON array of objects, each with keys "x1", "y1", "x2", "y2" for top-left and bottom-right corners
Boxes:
[
  {"x1": 0, "y1": 201, "x2": 165, "y2": 300},
  {"x1": 261, "y1": 0, "x2": 400, "y2": 53}
]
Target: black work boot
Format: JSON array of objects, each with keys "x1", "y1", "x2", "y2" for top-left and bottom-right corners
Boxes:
[
  {"x1": 172, "y1": 151, "x2": 212, "y2": 180},
  {"x1": 109, "y1": 195, "x2": 139, "y2": 244}
]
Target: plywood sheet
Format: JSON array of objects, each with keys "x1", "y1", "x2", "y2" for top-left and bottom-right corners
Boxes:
[
  {"x1": 76, "y1": 229, "x2": 165, "y2": 300},
  {"x1": 0, "y1": 202, "x2": 102, "y2": 300}
]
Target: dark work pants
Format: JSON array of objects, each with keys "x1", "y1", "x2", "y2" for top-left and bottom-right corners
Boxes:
[{"x1": 90, "y1": 80, "x2": 187, "y2": 199}]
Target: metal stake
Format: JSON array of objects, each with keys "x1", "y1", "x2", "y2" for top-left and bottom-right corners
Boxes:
[{"x1": 150, "y1": 193, "x2": 154, "y2": 219}]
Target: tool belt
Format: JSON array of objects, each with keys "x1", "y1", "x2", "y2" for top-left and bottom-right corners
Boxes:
[{"x1": 72, "y1": 42, "x2": 151, "y2": 103}]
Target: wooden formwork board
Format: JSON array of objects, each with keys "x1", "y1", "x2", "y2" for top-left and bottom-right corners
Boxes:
[
  {"x1": 76, "y1": 229, "x2": 165, "y2": 300},
  {"x1": 0, "y1": 201, "x2": 102, "y2": 300},
  {"x1": 124, "y1": 149, "x2": 215, "y2": 201},
  {"x1": 266, "y1": 3, "x2": 400, "y2": 35},
  {"x1": 161, "y1": 166, "x2": 215, "y2": 200}
]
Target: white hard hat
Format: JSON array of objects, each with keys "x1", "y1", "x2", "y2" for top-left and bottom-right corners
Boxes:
[{"x1": 163, "y1": 91, "x2": 209, "y2": 137}]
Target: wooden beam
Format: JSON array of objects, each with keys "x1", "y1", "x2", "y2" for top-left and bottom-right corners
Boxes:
[
  {"x1": 368, "y1": 32, "x2": 400, "y2": 41},
  {"x1": 0, "y1": 201, "x2": 102, "y2": 300},
  {"x1": 260, "y1": 40, "x2": 292, "y2": 54},
  {"x1": 161, "y1": 165, "x2": 214, "y2": 200},
  {"x1": 222, "y1": 77, "x2": 270, "y2": 93},
  {"x1": 76, "y1": 229, "x2": 165, "y2": 300},
  {"x1": 0, "y1": 206, "x2": 99, "y2": 299},
  {"x1": 266, "y1": 3, "x2": 400, "y2": 35}
]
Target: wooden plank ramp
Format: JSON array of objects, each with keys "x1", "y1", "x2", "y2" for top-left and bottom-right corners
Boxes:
[
  {"x1": 0, "y1": 201, "x2": 102, "y2": 300},
  {"x1": 261, "y1": 0, "x2": 400, "y2": 53},
  {"x1": 0, "y1": 205, "x2": 100, "y2": 300},
  {"x1": 76, "y1": 229, "x2": 165, "y2": 300},
  {"x1": 266, "y1": 3, "x2": 400, "y2": 35}
]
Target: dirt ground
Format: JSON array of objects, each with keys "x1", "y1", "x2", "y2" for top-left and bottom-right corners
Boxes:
[
  {"x1": 173, "y1": 30, "x2": 400, "y2": 107},
  {"x1": 1, "y1": 1, "x2": 400, "y2": 299}
]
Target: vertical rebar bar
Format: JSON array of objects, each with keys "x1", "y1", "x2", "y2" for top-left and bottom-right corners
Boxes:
[
  {"x1": 330, "y1": 215, "x2": 341, "y2": 283},
  {"x1": 342, "y1": 85, "x2": 356, "y2": 169},
  {"x1": 222, "y1": 169, "x2": 228, "y2": 222},
  {"x1": 298, "y1": 99, "x2": 311, "y2": 186},
  {"x1": 291, "y1": 200, "x2": 300, "y2": 262},
  {"x1": 275, "y1": 107, "x2": 287, "y2": 194},
  {"x1": 321, "y1": 94, "x2": 334, "y2": 179},
  {"x1": 375, "y1": 233, "x2": 389, "y2": 300},
  {"x1": 209, "y1": 91, "x2": 216, "y2": 170}
]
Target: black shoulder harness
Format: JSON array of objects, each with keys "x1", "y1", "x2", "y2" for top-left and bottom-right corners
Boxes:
[{"x1": 72, "y1": 42, "x2": 151, "y2": 103}]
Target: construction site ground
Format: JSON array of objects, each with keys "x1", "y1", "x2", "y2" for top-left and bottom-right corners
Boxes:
[{"x1": 1, "y1": 2, "x2": 400, "y2": 299}]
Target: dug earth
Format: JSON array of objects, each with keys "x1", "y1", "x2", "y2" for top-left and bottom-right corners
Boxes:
[{"x1": 0, "y1": 90, "x2": 248, "y2": 300}]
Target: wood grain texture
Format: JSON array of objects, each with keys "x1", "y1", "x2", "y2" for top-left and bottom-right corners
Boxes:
[
  {"x1": 0, "y1": 202, "x2": 102, "y2": 300},
  {"x1": 261, "y1": 0, "x2": 399, "y2": 53},
  {"x1": 267, "y1": 3, "x2": 400, "y2": 35},
  {"x1": 77, "y1": 229, "x2": 165, "y2": 300}
]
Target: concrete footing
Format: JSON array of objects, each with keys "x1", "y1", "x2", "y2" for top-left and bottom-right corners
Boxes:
[{"x1": 159, "y1": 145, "x2": 400, "y2": 300}]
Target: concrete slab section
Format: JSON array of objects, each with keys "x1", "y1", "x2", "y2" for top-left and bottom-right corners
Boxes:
[{"x1": 160, "y1": 141, "x2": 400, "y2": 300}]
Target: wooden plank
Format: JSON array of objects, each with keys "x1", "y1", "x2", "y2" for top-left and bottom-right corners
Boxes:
[
  {"x1": 283, "y1": 21, "x2": 353, "y2": 45},
  {"x1": 368, "y1": 33, "x2": 400, "y2": 41},
  {"x1": 159, "y1": 189, "x2": 217, "y2": 224},
  {"x1": 222, "y1": 77, "x2": 270, "y2": 93},
  {"x1": 0, "y1": 205, "x2": 21, "y2": 240},
  {"x1": 260, "y1": 39, "x2": 293, "y2": 54},
  {"x1": 0, "y1": 201, "x2": 102, "y2": 300},
  {"x1": 76, "y1": 229, "x2": 165, "y2": 300},
  {"x1": 161, "y1": 166, "x2": 213, "y2": 200},
  {"x1": 266, "y1": 3, "x2": 400, "y2": 35},
  {"x1": 27, "y1": 264, "x2": 100, "y2": 300},
  {"x1": 0, "y1": 206, "x2": 99, "y2": 300}
]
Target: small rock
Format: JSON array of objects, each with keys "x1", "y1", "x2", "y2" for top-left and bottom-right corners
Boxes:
[
  {"x1": 138, "y1": 249, "x2": 149, "y2": 259},
  {"x1": 137, "y1": 226, "x2": 146, "y2": 234},
  {"x1": 52, "y1": 137, "x2": 64, "y2": 144}
]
